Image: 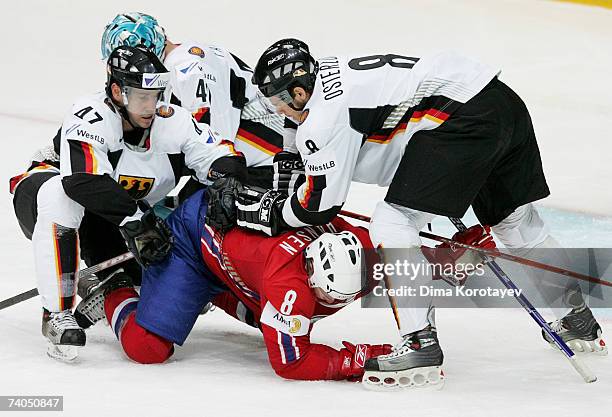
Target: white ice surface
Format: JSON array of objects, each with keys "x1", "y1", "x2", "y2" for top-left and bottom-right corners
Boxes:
[{"x1": 1, "y1": 1, "x2": 611, "y2": 416}]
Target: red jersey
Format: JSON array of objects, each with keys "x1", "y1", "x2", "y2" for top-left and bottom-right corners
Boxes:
[{"x1": 201, "y1": 217, "x2": 372, "y2": 380}]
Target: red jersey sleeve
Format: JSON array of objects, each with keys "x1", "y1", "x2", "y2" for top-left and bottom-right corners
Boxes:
[{"x1": 259, "y1": 258, "x2": 349, "y2": 381}]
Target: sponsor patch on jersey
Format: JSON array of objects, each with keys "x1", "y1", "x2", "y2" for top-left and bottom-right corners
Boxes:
[
  {"x1": 141, "y1": 72, "x2": 170, "y2": 89},
  {"x1": 179, "y1": 62, "x2": 199, "y2": 75},
  {"x1": 188, "y1": 46, "x2": 206, "y2": 58},
  {"x1": 303, "y1": 149, "x2": 338, "y2": 175},
  {"x1": 156, "y1": 106, "x2": 174, "y2": 118},
  {"x1": 118, "y1": 175, "x2": 155, "y2": 200},
  {"x1": 299, "y1": 109, "x2": 309, "y2": 125},
  {"x1": 75, "y1": 128, "x2": 104, "y2": 144},
  {"x1": 260, "y1": 301, "x2": 310, "y2": 336}
]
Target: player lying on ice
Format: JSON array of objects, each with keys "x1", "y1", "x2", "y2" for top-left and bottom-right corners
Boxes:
[{"x1": 76, "y1": 188, "x2": 392, "y2": 381}]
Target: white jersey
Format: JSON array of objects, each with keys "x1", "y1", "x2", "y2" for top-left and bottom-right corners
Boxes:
[
  {"x1": 164, "y1": 42, "x2": 284, "y2": 167},
  {"x1": 282, "y1": 50, "x2": 500, "y2": 226},
  {"x1": 59, "y1": 92, "x2": 235, "y2": 209}
]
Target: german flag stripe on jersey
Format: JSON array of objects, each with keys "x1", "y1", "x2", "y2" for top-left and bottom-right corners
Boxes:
[
  {"x1": 192, "y1": 107, "x2": 210, "y2": 124},
  {"x1": 298, "y1": 175, "x2": 325, "y2": 211},
  {"x1": 366, "y1": 95, "x2": 460, "y2": 145},
  {"x1": 367, "y1": 122, "x2": 409, "y2": 144},
  {"x1": 68, "y1": 140, "x2": 98, "y2": 174},
  {"x1": 52, "y1": 224, "x2": 79, "y2": 311},
  {"x1": 9, "y1": 162, "x2": 60, "y2": 194},
  {"x1": 219, "y1": 140, "x2": 243, "y2": 157},
  {"x1": 236, "y1": 128, "x2": 283, "y2": 156}
]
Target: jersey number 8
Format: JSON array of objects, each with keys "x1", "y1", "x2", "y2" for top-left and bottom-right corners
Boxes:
[{"x1": 280, "y1": 290, "x2": 297, "y2": 315}]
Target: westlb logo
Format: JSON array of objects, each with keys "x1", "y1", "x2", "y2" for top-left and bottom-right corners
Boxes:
[
  {"x1": 142, "y1": 73, "x2": 169, "y2": 89},
  {"x1": 118, "y1": 175, "x2": 155, "y2": 199}
]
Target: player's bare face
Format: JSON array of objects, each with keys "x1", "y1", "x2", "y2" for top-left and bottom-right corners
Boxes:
[
  {"x1": 124, "y1": 88, "x2": 161, "y2": 128},
  {"x1": 313, "y1": 287, "x2": 336, "y2": 304},
  {"x1": 270, "y1": 97, "x2": 303, "y2": 121}
]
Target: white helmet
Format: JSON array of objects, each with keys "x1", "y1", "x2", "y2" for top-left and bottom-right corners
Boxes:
[{"x1": 304, "y1": 231, "x2": 364, "y2": 308}]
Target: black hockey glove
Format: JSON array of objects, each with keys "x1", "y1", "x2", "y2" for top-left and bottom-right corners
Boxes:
[
  {"x1": 236, "y1": 186, "x2": 288, "y2": 236},
  {"x1": 205, "y1": 176, "x2": 242, "y2": 232},
  {"x1": 204, "y1": 155, "x2": 247, "y2": 233},
  {"x1": 119, "y1": 206, "x2": 174, "y2": 268},
  {"x1": 273, "y1": 151, "x2": 305, "y2": 196}
]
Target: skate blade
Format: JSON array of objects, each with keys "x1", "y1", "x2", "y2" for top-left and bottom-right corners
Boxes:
[
  {"x1": 46, "y1": 341, "x2": 79, "y2": 363},
  {"x1": 569, "y1": 338, "x2": 608, "y2": 356},
  {"x1": 550, "y1": 338, "x2": 608, "y2": 356},
  {"x1": 362, "y1": 366, "x2": 445, "y2": 391}
]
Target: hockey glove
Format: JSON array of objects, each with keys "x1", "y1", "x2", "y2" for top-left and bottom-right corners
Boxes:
[
  {"x1": 421, "y1": 225, "x2": 496, "y2": 286},
  {"x1": 205, "y1": 176, "x2": 242, "y2": 232},
  {"x1": 339, "y1": 341, "x2": 392, "y2": 381},
  {"x1": 120, "y1": 206, "x2": 174, "y2": 268},
  {"x1": 236, "y1": 185, "x2": 288, "y2": 236},
  {"x1": 273, "y1": 151, "x2": 305, "y2": 196}
]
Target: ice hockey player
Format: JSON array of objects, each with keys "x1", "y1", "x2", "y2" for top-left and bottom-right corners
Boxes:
[
  {"x1": 77, "y1": 188, "x2": 392, "y2": 381},
  {"x1": 9, "y1": 45, "x2": 246, "y2": 361},
  {"x1": 220, "y1": 39, "x2": 607, "y2": 388},
  {"x1": 100, "y1": 12, "x2": 287, "y2": 191}
]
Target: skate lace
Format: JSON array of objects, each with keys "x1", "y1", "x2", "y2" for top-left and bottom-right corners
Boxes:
[
  {"x1": 550, "y1": 319, "x2": 564, "y2": 333},
  {"x1": 379, "y1": 337, "x2": 417, "y2": 360},
  {"x1": 52, "y1": 311, "x2": 79, "y2": 329}
]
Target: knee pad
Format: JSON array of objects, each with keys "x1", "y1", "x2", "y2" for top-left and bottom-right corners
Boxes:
[
  {"x1": 370, "y1": 202, "x2": 434, "y2": 248},
  {"x1": 12, "y1": 171, "x2": 59, "y2": 240},
  {"x1": 491, "y1": 204, "x2": 550, "y2": 249},
  {"x1": 120, "y1": 314, "x2": 174, "y2": 364},
  {"x1": 37, "y1": 176, "x2": 84, "y2": 229}
]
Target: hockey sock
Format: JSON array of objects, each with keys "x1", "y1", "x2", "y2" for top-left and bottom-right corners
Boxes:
[
  {"x1": 104, "y1": 287, "x2": 173, "y2": 364},
  {"x1": 104, "y1": 287, "x2": 139, "y2": 340}
]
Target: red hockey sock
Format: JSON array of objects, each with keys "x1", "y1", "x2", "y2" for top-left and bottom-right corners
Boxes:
[{"x1": 104, "y1": 287, "x2": 173, "y2": 364}]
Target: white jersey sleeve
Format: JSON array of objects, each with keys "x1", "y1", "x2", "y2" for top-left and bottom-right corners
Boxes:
[
  {"x1": 151, "y1": 104, "x2": 242, "y2": 184},
  {"x1": 281, "y1": 100, "x2": 362, "y2": 227}
]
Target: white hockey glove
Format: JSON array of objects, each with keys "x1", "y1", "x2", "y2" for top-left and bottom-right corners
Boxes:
[
  {"x1": 236, "y1": 186, "x2": 288, "y2": 236},
  {"x1": 273, "y1": 151, "x2": 305, "y2": 196}
]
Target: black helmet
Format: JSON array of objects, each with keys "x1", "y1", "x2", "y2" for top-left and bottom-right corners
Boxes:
[
  {"x1": 106, "y1": 45, "x2": 169, "y2": 95},
  {"x1": 252, "y1": 38, "x2": 317, "y2": 102}
]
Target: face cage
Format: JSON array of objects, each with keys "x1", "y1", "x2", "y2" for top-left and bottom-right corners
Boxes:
[
  {"x1": 305, "y1": 256, "x2": 363, "y2": 308},
  {"x1": 257, "y1": 58, "x2": 314, "y2": 98}
]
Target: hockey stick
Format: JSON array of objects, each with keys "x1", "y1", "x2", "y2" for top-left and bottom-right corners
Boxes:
[
  {"x1": 340, "y1": 209, "x2": 597, "y2": 382},
  {"x1": 339, "y1": 210, "x2": 611, "y2": 288},
  {"x1": 0, "y1": 251, "x2": 134, "y2": 311},
  {"x1": 448, "y1": 217, "x2": 596, "y2": 383}
]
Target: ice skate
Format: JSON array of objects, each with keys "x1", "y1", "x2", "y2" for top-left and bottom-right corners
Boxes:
[
  {"x1": 543, "y1": 305, "x2": 607, "y2": 355},
  {"x1": 42, "y1": 309, "x2": 85, "y2": 362},
  {"x1": 74, "y1": 269, "x2": 134, "y2": 329},
  {"x1": 362, "y1": 327, "x2": 445, "y2": 391}
]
